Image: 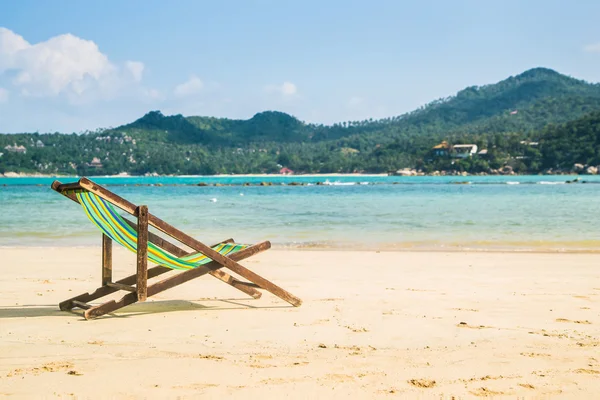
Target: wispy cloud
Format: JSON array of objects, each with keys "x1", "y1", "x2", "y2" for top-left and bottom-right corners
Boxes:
[
  {"x1": 583, "y1": 42, "x2": 600, "y2": 53},
  {"x1": 265, "y1": 81, "x2": 297, "y2": 96},
  {"x1": 174, "y1": 75, "x2": 204, "y2": 97},
  {"x1": 125, "y1": 61, "x2": 145, "y2": 82}
]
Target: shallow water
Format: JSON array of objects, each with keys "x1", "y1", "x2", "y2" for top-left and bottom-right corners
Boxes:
[{"x1": 1, "y1": 175, "x2": 599, "y2": 251}]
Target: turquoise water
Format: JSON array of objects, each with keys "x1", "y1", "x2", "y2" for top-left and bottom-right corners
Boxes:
[{"x1": 1, "y1": 175, "x2": 600, "y2": 251}]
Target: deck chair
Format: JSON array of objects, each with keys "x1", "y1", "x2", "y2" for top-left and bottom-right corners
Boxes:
[{"x1": 51, "y1": 177, "x2": 302, "y2": 319}]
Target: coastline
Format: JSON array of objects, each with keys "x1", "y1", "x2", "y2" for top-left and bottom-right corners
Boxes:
[
  {"x1": 2, "y1": 243, "x2": 600, "y2": 254},
  {"x1": 2, "y1": 172, "x2": 391, "y2": 178},
  {"x1": 0, "y1": 171, "x2": 595, "y2": 178}
]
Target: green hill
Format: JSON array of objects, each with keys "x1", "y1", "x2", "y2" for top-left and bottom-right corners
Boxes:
[
  {"x1": 539, "y1": 110, "x2": 600, "y2": 170},
  {"x1": 1, "y1": 67, "x2": 600, "y2": 175}
]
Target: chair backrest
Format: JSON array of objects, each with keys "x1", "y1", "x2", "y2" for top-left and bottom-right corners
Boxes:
[{"x1": 74, "y1": 190, "x2": 248, "y2": 270}]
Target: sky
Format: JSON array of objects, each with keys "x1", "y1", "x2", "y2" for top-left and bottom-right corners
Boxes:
[{"x1": 1, "y1": 0, "x2": 600, "y2": 133}]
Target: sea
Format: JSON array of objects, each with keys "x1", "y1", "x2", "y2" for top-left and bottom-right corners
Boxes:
[{"x1": 1, "y1": 174, "x2": 599, "y2": 252}]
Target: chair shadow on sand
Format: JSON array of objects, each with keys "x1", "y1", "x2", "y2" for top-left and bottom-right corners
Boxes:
[{"x1": 0, "y1": 298, "x2": 293, "y2": 320}]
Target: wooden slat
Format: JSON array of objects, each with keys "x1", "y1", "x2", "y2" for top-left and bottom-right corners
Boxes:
[
  {"x1": 59, "y1": 265, "x2": 170, "y2": 311},
  {"x1": 53, "y1": 181, "x2": 84, "y2": 192},
  {"x1": 102, "y1": 234, "x2": 112, "y2": 286},
  {"x1": 136, "y1": 205, "x2": 149, "y2": 302},
  {"x1": 123, "y1": 218, "x2": 187, "y2": 256},
  {"x1": 209, "y1": 270, "x2": 262, "y2": 299},
  {"x1": 233, "y1": 281, "x2": 262, "y2": 289},
  {"x1": 79, "y1": 178, "x2": 302, "y2": 307},
  {"x1": 106, "y1": 282, "x2": 137, "y2": 292},
  {"x1": 83, "y1": 241, "x2": 270, "y2": 319},
  {"x1": 71, "y1": 300, "x2": 92, "y2": 310}
]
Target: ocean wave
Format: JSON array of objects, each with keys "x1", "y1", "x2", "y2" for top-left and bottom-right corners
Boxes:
[{"x1": 321, "y1": 180, "x2": 356, "y2": 186}]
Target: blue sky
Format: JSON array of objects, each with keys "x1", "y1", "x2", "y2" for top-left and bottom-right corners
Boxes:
[{"x1": 1, "y1": 0, "x2": 599, "y2": 133}]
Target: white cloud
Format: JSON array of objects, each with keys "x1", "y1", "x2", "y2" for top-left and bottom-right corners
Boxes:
[
  {"x1": 0, "y1": 28, "x2": 29, "y2": 71},
  {"x1": 265, "y1": 81, "x2": 297, "y2": 96},
  {"x1": 0, "y1": 88, "x2": 8, "y2": 103},
  {"x1": 584, "y1": 43, "x2": 600, "y2": 53},
  {"x1": 125, "y1": 61, "x2": 145, "y2": 82},
  {"x1": 0, "y1": 27, "x2": 144, "y2": 99},
  {"x1": 174, "y1": 75, "x2": 204, "y2": 97}
]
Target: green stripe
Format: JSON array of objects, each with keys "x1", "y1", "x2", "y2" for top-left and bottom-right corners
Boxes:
[{"x1": 75, "y1": 192, "x2": 249, "y2": 270}]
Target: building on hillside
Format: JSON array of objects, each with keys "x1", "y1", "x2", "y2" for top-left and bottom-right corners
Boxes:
[
  {"x1": 451, "y1": 144, "x2": 478, "y2": 158},
  {"x1": 520, "y1": 140, "x2": 539, "y2": 146},
  {"x1": 279, "y1": 167, "x2": 294, "y2": 175},
  {"x1": 87, "y1": 157, "x2": 103, "y2": 168},
  {"x1": 4, "y1": 144, "x2": 27, "y2": 154},
  {"x1": 432, "y1": 141, "x2": 451, "y2": 156}
]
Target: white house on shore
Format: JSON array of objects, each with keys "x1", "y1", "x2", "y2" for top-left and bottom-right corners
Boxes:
[
  {"x1": 450, "y1": 144, "x2": 478, "y2": 158},
  {"x1": 4, "y1": 144, "x2": 27, "y2": 154}
]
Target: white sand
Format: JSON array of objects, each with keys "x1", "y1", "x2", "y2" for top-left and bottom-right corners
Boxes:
[{"x1": 0, "y1": 248, "x2": 599, "y2": 398}]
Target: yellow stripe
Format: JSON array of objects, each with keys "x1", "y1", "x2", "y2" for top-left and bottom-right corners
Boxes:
[
  {"x1": 92, "y1": 194, "x2": 193, "y2": 269},
  {"x1": 82, "y1": 193, "x2": 137, "y2": 253},
  {"x1": 78, "y1": 192, "x2": 248, "y2": 271}
]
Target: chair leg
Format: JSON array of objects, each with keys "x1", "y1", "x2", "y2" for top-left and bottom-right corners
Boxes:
[
  {"x1": 61, "y1": 241, "x2": 272, "y2": 319},
  {"x1": 59, "y1": 265, "x2": 171, "y2": 311},
  {"x1": 84, "y1": 292, "x2": 138, "y2": 320},
  {"x1": 136, "y1": 205, "x2": 149, "y2": 302},
  {"x1": 102, "y1": 234, "x2": 112, "y2": 286}
]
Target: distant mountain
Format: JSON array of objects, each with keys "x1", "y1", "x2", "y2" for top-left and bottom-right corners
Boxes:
[
  {"x1": 113, "y1": 67, "x2": 600, "y2": 146},
  {"x1": 394, "y1": 67, "x2": 600, "y2": 136},
  {"x1": 1, "y1": 67, "x2": 600, "y2": 175},
  {"x1": 124, "y1": 110, "x2": 310, "y2": 145}
]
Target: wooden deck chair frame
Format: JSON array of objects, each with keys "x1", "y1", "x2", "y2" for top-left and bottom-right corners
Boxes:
[{"x1": 51, "y1": 177, "x2": 302, "y2": 319}]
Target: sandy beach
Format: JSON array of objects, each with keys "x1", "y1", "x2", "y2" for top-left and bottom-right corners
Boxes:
[{"x1": 0, "y1": 247, "x2": 598, "y2": 398}]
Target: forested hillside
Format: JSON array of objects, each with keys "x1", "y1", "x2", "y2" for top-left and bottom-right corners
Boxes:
[{"x1": 1, "y1": 68, "x2": 600, "y2": 175}]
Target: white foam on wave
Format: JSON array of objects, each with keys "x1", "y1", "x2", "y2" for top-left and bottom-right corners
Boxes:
[
  {"x1": 322, "y1": 180, "x2": 356, "y2": 186},
  {"x1": 538, "y1": 181, "x2": 565, "y2": 185},
  {"x1": 506, "y1": 181, "x2": 520, "y2": 185}
]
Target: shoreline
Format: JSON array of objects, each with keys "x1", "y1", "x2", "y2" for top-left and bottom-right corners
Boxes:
[
  {"x1": 2, "y1": 245, "x2": 600, "y2": 254},
  {"x1": 2, "y1": 173, "x2": 391, "y2": 178},
  {"x1": 0, "y1": 172, "x2": 594, "y2": 178}
]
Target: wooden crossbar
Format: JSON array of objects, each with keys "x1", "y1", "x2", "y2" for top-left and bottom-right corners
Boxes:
[
  {"x1": 71, "y1": 300, "x2": 92, "y2": 310},
  {"x1": 106, "y1": 282, "x2": 136, "y2": 292},
  {"x1": 51, "y1": 178, "x2": 302, "y2": 319}
]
